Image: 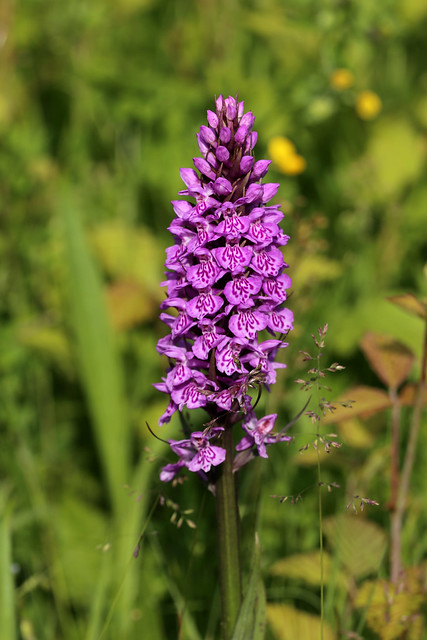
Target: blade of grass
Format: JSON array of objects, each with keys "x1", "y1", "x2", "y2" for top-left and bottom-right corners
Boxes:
[
  {"x1": 93, "y1": 437, "x2": 167, "y2": 640},
  {"x1": 84, "y1": 549, "x2": 112, "y2": 640},
  {"x1": 148, "y1": 533, "x2": 203, "y2": 640},
  {"x1": 231, "y1": 533, "x2": 265, "y2": 640},
  {"x1": 0, "y1": 500, "x2": 16, "y2": 640},
  {"x1": 60, "y1": 186, "x2": 130, "y2": 519},
  {"x1": 17, "y1": 445, "x2": 83, "y2": 639}
]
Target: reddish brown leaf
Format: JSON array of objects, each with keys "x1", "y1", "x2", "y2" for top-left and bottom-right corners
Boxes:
[
  {"x1": 387, "y1": 294, "x2": 427, "y2": 320},
  {"x1": 399, "y1": 383, "x2": 427, "y2": 406},
  {"x1": 360, "y1": 332, "x2": 415, "y2": 390},
  {"x1": 323, "y1": 386, "x2": 392, "y2": 424}
]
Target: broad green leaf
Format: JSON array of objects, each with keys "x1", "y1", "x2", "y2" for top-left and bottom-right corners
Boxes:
[
  {"x1": 360, "y1": 332, "x2": 415, "y2": 390},
  {"x1": 323, "y1": 515, "x2": 387, "y2": 579},
  {"x1": 266, "y1": 603, "x2": 335, "y2": 640},
  {"x1": 232, "y1": 534, "x2": 266, "y2": 640},
  {"x1": 270, "y1": 551, "x2": 347, "y2": 590}
]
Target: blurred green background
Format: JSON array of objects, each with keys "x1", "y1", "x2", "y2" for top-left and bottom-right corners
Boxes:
[{"x1": 1, "y1": 0, "x2": 426, "y2": 638}]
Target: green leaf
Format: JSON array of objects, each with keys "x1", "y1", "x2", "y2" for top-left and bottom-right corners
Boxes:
[
  {"x1": 337, "y1": 418, "x2": 375, "y2": 449},
  {"x1": 323, "y1": 515, "x2": 387, "y2": 579},
  {"x1": 270, "y1": 550, "x2": 347, "y2": 589},
  {"x1": 266, "y1": 604, "x2": 336, "y2": 640},
  {"x1": 232, "y1": 533, "x2": 266, "y2": 640}
]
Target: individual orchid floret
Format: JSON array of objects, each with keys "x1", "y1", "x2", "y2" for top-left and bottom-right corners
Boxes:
[
  {"x1": 235, "y1": 413, "x2": 292, "y2": 458},
  {"x1": 160, "y1": 428, "x2": 226, "y2": 482}
]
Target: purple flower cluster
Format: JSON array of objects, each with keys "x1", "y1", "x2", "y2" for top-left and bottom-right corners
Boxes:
[{"x1": 155, "y1": 95, "x2": 293, "y2": 481}]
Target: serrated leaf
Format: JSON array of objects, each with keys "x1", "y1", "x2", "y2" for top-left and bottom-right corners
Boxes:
[
  {"x1": 266, "y1": 604, "x2": 336, "y2": 640},
  {"x1": 386, "y1": 294, "x2": 427, "y2": 320},
  {"x1": 323, "y1": 515, "x2": 387, "y2": 579},
  {"x1": 360, "y1": 332, "x2": 415, "y2": 390},
  {"x1": 232, "y1": 534, "x2": 266, "y2": 640},
  {"x1": 323, "y1": 386, "x2": 392, "y2": 424},
  {"x1": 270, "y1": 550, "x2": 347, "y2": 589}
]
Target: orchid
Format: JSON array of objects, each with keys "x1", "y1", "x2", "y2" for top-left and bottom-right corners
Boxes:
[
  {"x1": 155, "y1": 95, "x2": 293, "y2": 480},
  {"x1": 155, "y1": 95, "x2": 295, "y2": 639}
]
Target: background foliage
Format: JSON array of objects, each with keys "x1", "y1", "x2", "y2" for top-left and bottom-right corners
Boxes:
[{"x1": 1, "y1": 0, "x2": 426, "y2": 638}]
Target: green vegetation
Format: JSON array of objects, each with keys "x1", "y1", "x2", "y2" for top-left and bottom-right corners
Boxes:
[{"x1": 0, "y1": 0, "x2": 426, "y2": 638}]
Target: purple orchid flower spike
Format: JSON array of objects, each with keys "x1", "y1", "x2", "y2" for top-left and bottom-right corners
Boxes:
[{"x1": 155, "y1": 95, "x2": 294, "y2": 481}]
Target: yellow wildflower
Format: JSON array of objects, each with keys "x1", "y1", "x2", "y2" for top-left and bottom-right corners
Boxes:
[
  {"x1": 330, "y1": 68, "x2": 354, "y2": 90},
  {"x1": 356, "y1": 91, "x2": 382, "y2": 120},
  {"x1": 268, "y1": 136, "x2": 296, "y2": 158},
  {"x1": 268, "y1": 136, "x2": 306, "y2": 176}
]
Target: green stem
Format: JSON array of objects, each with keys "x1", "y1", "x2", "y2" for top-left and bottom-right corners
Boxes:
[
  {"x1": 316, "y1": 448, "x2": 324, "y2": 640},
  {"x1": 392, "y1": 318, "x2": 427, "y2": 582},
  {"x1": 215, "y1": 426, "x2": 242, "y2": 640}
]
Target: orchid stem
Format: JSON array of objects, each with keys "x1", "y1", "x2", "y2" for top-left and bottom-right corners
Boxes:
[{"x1": 216, "y1": 426, "x2": 242, "y2": 640}]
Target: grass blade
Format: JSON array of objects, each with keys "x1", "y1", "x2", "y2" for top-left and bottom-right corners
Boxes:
[
  {"x1": 60, "y1": 187, "x2": 130, "y2": 518},
  {"x1": 0, "y1": 505, "x2": 17, "y2": 640},
  {"x1": 231, "y1": 533, "x2": 266, "y2": 640}
]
